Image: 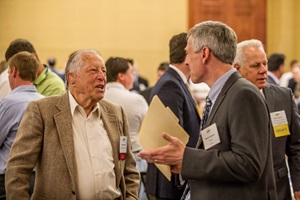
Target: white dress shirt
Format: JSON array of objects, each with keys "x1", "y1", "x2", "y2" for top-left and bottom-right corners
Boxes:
[
  {"x1": 104, "y1": 82, "x2": 148, "y2": 152},
  {"x1": 69, "y1": 92, "x2": 121, "y2": 200},
  {"x1": 0, "y1": 69, "x2": 11, "y2": 100}
]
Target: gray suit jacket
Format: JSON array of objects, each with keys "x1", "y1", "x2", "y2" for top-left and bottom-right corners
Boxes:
[
  {"x1": 264, "y1": 83, "x2": 300, "y2": 200},
  {"x1": 5, "y1": 92, "x2": 139, "y2": 200},
  {"x1": 182, "y1": 72, "x2": 277, "y2": 200}
]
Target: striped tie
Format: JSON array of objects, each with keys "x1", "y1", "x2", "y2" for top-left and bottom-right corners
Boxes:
[{"x1": 181, "y1": 96, "x2": 212, "y2": 200}]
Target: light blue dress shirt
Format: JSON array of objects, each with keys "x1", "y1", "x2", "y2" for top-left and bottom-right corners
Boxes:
[{"x1": 0, "y1": 85, "x2": 44, "y2": 174}]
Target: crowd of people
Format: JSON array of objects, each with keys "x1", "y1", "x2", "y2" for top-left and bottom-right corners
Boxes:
[{"x1": 0, "y1": 20, "x2": 300, "y2": 200}]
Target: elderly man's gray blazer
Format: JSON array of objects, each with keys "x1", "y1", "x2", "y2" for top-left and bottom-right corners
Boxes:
[
  {"x1": 264, "y1": 83, "x2": 300, "y2": 200},
  {"x1": 5, "y1": 92, "x2": 139, "y2": 200}
]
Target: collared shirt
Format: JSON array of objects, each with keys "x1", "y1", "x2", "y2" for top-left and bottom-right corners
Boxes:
[
  {"x1": 0, "y1": 69, "x2": 11, "y2": 100},
  {"x1": 104, "y1": 82, "x2": 148, "y2": 152},
  {"x1": 267, "y1": 71, "x2": 280, "y2": 85},
  {"x1": 69, "y1": 92, "x2": 120, "y2": 199},
  {"x1": 208, "y1": 68, "x2": 237, "y2": 113},
  {"x1": 0, "y1": 85, "x2": 44, "y2": 174},
  {"x1": 34, "y1": 65, "x2": 66, "y2": 96},
  {"x1": 169, "y1": 64, "x2": 188, "y2": 84}
]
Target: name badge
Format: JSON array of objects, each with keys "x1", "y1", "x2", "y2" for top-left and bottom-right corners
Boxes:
[
  {"x1": 270, "y1": 110, "x2": 290, "y2": 137},
  {"x1": 201, "y1": 123, "x2": 221, "y2": 150},
  {"x1": 119, "y1": 136, "x2": 127, "y2": 160}
]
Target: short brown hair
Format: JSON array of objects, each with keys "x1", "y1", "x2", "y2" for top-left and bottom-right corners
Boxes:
[
  {"x1": 169, "y1": 32, "x2": 187, "y2": 64},
  {"x1": 5, "y1": 38, "x2": 39, "y2": 61},
  {"x1": 8, "y1": 51, "x2": 39, "y2": 82},
  {"x1": 106, "y1": 57, "x2": 130, "y2": 82}
]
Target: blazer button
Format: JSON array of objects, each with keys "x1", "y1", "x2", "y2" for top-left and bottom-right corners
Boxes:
[{"x1": 72, "y1": 191, "x2": 75, "y2": 195}]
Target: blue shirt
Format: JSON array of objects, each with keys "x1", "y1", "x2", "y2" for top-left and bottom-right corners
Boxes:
[
  {"x1": 208, "y1": 68, "x2": 236, "y2": 113},
  {"x1": 0, "y1": 85, "x2": 44, "y2": 174}
]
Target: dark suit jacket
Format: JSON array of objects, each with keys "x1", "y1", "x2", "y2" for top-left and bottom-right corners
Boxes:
[
  {"x1": 146, "y1": 67, "x2": 200, "y2": 199},
  {"x1": 139, "y1": 86, "x2": 153, "y2": 105},
  {"x1": 263, "y1": 83, "x2": 300, "y2": 200},
  {"x1": 182, "y1": 72, "x2": 277, "y2": 200},
  {"x1": 5, "y1": 92, "x2": 139, "y2": 200}
]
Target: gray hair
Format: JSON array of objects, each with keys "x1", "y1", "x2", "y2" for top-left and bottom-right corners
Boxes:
[
  {"x1": 65, "y1": 49, "x2": 102, "y2": 86},
  {"x1": 187, "y1": 21, "x2": 237, "y2": 65},
  {"x1": 233, "y1": 39, "x2": 264, "y2": 66}
]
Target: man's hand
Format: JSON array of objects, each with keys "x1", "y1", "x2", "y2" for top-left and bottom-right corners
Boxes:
[
  {"x1": 138, "y1": 132, "x2": 185, "y2": 173},
  {"x1": 294, "y1": 191, "x2": 300, "y2": 200}
]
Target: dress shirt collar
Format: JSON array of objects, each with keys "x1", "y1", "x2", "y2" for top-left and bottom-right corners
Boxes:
[
  {"x1": 106, "y1": 82, "x2": 127, "y2": 91},
  {"x1": 208, "y1": 68, "x2": 236, "y2": 105},
  {"x1": 267, "y1": 71, "x2": 279, "y2": 85},
  {"x1": 10, "y1": 85, "x2": 37, "y2": 94},
  {"x1": 169, "y1": 64, "x2": 188, "y2": 84},
  {"x1": 68, "y1": 90, "x2": 100, "y2": 117},
  {"x1": 33, "y1": 65, "x2": 49, "y2": 85}
]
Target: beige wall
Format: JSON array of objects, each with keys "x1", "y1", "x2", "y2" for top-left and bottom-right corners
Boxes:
[
  {"x1": 0, "y1": 0, "x2": 188, "y2": 85},
  {"x1": 267, "y1": 0, "x2": 300, "y2": 69},
  {"x1": 1, "y1": 0, "x2": 299, "y2": 83}
]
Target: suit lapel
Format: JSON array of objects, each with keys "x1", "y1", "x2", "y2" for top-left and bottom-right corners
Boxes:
[
  {"x1": 99, "y1": 102, "x2": 122, "y2": 186},
  {"x1": 196, "y1": 72, "x2": 241, "y2": 147},
  {"x1": 206, "y1": 72, "x2": 241, "y2": 126},
  {"x1": 263, "y1": 84, "x2": 275, "y2": 111},
  {"x1": 54, "y1": 92, "x2": 78, "y2": 190}
]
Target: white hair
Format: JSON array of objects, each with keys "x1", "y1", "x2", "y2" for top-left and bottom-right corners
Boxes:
[{"x1": 233, "y1": 39, "x2": 264, "y2": 66}]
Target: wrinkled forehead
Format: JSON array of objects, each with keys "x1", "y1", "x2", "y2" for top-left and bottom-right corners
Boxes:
[
  {"x1": 81, "y1": 52, "x2": 102, "y2": 61},
  {"x1": 81, "y1": 52, "x2": 105, "y2": 66}
]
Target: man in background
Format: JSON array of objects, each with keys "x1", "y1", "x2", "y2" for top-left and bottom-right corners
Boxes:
[
  {"x1": 5, "y1": 39, "x2": 66, "y2": 96},
  {"x1": 267, "y1": 53, "x2": 285, "y2": 85},
  {"x1": 0, "y1": 60, "x2": 11, "y2": 100},
  {"x1": 234, "y1": 39, "x2": 300, "y2": 200},
  {"x1": 280, "y1": 60, "x2": 299, "y2": 87},
  {"x1": 145, "y1": 32, "x2": 200, "y2": 200},
  {"x1": 104, "y1": 56, "x2": 148, "y2": 199},
  {"x1": 47, "y1": 57, "x2": 65, "y2": 82},
  {"x1": 129, "y1": 59, "x2": 149, "y2": 93},
  {"x1": 0, "y1": 52, "x2": 44, "y2": 199}
]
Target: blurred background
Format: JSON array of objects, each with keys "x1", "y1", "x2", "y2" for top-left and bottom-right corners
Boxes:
[{"x1": 0, "y1": 0, "x2": 299, "y2": 86}]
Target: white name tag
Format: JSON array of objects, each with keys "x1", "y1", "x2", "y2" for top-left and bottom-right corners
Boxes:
[
  {"x1": 201, "y1": 123, "x2": 221, "y2": 150},
  {"x1": 119, "y1": 136, "x2": 127, "y2": 160}
]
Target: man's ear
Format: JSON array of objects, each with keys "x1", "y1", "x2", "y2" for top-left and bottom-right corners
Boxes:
[
  {"x1": 11, "y1": 67, "x2": 18, "y2": 78},
  {"x1": 202, "y1": 46, "x2": 210, "y2": 64},
  {"x1": 68, "y1": 73, "x2": 75, "y2": 84},
  {"x1": 117, "y1": 73, "x2": 124, "y2": 81},
  {"x1": 234, "y1": 63, "x2": 241, "y2": 72}
]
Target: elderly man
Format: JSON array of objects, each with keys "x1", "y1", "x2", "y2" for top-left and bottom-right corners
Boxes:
[
  {"x1": 5, "y1": 49, "x2": 139, "y2": 200},
  {"x1": 233, "y1": 39, "x2": 300, "y2": 200}
]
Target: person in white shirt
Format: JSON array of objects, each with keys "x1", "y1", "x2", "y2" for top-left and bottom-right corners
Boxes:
[
  {"x1": 0, "y1": 60, "x2": 11, "y2": 100},
  {"x1": 104, "y1": 57, "x2": 148, "y2": 200},
  {"x1": 280, "y1": 60, "x2": 300, "y2": 87}
]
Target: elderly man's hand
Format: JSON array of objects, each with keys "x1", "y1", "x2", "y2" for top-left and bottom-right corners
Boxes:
[{"x1": 138, "y1": 132, "x2": 185, "y2": 174}]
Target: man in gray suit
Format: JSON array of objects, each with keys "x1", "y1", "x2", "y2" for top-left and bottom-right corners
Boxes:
[
  {"x1": 138, "y1": 21, "x2": 277, "y2": 199},
  {"x1": 234, "y1": 39, "x2": 300, "y2": 200},
  {"x1": 5, "y1": 49, "x2": 139, "y2": 200}
]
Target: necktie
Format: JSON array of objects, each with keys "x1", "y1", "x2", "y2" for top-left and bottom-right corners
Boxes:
[
  {"x1": 201, "y1": 96, "x2": 212, "y2": 130},
  {"x1": 181, "y1": 96, "x2": 212, "y2": 200}
]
